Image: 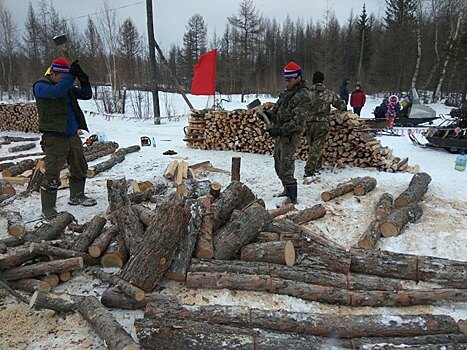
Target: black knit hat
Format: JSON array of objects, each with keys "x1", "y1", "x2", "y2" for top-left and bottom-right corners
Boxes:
[{"x1": 312, "y1": 71, "x2": 324, "y2": 84}]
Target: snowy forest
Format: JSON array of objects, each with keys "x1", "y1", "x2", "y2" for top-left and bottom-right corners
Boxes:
[{"x1": 0, "y1": 0, "x2": 466, "y2": 102}]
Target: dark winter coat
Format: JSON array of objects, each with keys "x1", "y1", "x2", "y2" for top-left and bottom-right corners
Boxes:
[{"x1": 339, "y1": 77, "x2": 349, "y2": 104}]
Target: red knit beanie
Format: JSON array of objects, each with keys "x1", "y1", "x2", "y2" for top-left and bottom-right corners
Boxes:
[
  {"x1": 283, "y1": 61, "x2": 302, "y2": 79},
  {"x1": 50, "y1": 57, "x2": 70, "y2": 73}
]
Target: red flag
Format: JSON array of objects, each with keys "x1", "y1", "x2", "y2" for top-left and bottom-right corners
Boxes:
[{"x1": 191, "y1": 49, "x2": 217, "y2": 95}]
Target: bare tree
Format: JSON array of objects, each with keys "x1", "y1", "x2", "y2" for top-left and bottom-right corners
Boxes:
[
  {"x1": 0, "y1": 0, "x2": 17, "y2": 96},
  {"x1": 410, "y1": 0, "x2": 423, "y2": 102},
  {"x1": 146, "y1": 0, "x2": 160, "y2": 124}
]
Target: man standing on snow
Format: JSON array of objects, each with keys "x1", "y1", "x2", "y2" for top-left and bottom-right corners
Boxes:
[
  {"x1": 339, "y1": 77, "x2": 349, "y2": 106},
  {"x1": 304, "y1": 71, "x2": 346, "y2": 177},
  {"x1": 261, "y1": 61, "x2": 312, "y2": 204},
  {"x1": 350, "y1": 82, "x2": 366, "y2": 116},
  {"x1": 33, "y1": 57, "x2": 96, "y2": 219}
]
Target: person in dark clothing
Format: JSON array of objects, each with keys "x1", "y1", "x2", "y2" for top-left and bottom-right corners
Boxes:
[
  {"x1": 261, "y1": 61, "x2": 312, "y2": 204},
  {"x1": 374, "y1": 97, "x2": 389, "y2": 119},
  {"x1": 33, "y1": 57, "x2": 96, "y2": 219},
  {"x1": 350, "y1": 83, "x2": 366, "y2": 116},
  {"x1": 339, "y1": 77, "x2": 349, "y2": 106}
]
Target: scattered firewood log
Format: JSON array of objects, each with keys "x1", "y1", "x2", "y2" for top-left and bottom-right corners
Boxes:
[
  {"x1": 87, "y1": 267, "x2": 145, "y2": 301},
  {"x1": 353, "y1": 176, "x2": 377, "y2": 196},
  {"x1": 9, "y1": 278, "x2": 52, "y2": 293},
  {"x1": 72, "y1": 215, "x2": 107, "y2": 252},
  {"x1": 106, "y1": 177, "x2": 130, "y2": 213},
  {"x1": 58, "y1": 271, "x2": 71, "y2": 282},
  {"x1": 87, "y1": 145, "x2": 140, "y2": 177},
  {"x1": 320, "y1": 177, "x2": 362, "y2": 201},
  {"x1": 120, "y1": 196, "x2": 191, "y2": 292},
  {"x1": 267, "y1": 202, "x2": 296, "y2": 218},
  {"x1": 101, "y1": 287, "x2": 177, "y2": 310},
  {"x1": 209, "y1": 182, "x2": 221, "y2": 198},
  {"x1": 0, "y1": 246, "x2": 37, "y2": 270},
  {"x1": 29, "y1": 291, "x2": 80, "y2": 313},
  {"x1": 8, "y1": 142, "x2": 36, "y2": 153},
  {"x1": 165, "y1": 199, "x2": 205, "y2": 282},
  {"x1": 1, "y1": 158, "x2": 35, "y2": 177},
  {"x1": 0, "y1": 161, "x2": 15, "y2": 172},
  {"x1": 285, "y1": 203, "x2": 326, "y2": 224},
  {"x1": 213, "y1": 202, "x2": 272, "y2": 260},
  {"x1": 163, "y1": 160, "x2": 179, "y2": 179},
  {"x1": 40, "y1": 274, "x2": 60, "y2": 288},
  {"x1": 375, "y1": 192, "x2": 394, "y2": 218},
  {"x1": 358, "y1": 218, "x2": 384, "y2": 249},
  {"x1": 26, "y1": 159, "x2": 45, "y2": 193},
  {"x1": 0, "y1": 151, "x2": 44, "y2": 162},
  {"x1": 128, "y1": 183, "x2": 167, "y2": 203},
  {"x1": 394, "y1": 172, "x2": 432, "y2": 208},
  {"x1": 23, "y1": 212, "x2": 74, "y2": 242},
  {"x1": 112, "y1": 205, "x2": 145, "y2": 256},
  {"x1": 2, "y1": 257, "x2": 83, "y2": 281},
  {"x1": 379, "y1": 203, "x2": 423, "y2": 237},
  {"x1": 131, "y1": 204, "x2": 156, "y2": 225},
  {"x1": 83, "y1": 142, "x2": 119, "y2": 162},
  {"x1": 3, "y1": 136, "x2": 40, "y2": 143},
  {"x1": 194, "y1": 213, "x2": 214, "y2": 259},
  {"x1": 88, "y1": 225, "x2": 119, "y2": 257},
  {"x1": 240, "y1": 241, "x2": 295, "y2": 266},
  {"x1": 142, "y1": 302, "x2": 459, "y2": 338},
  {"x1": 0, "y1": 179, "x2": 16, "y2": 197},
  {"x1": 6, "y1": 211, "x2": 25, "y2": 238},
  {"x1": 68, "y1": 222, "x2": 88, "y2": 233},
  {"x1": 100, "y1": 235, "x2": 128, "y2": 268},
  {"x1": 211, "y1": 181, "x2": 256, "y2": 231},
  {"x1": 29, "y1": 242, "x2": 100, "y2": 266},
  {"x1": 230, "y1": 156, "x2": 241, "y2": 181},
  {"x1": 0, "y1": 236, "x2": 24, "y2": 248}
]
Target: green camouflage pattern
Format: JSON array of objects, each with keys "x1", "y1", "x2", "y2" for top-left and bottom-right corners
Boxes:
[
  {"x1": 268, "y1": 80, "x2": 313, "y2": 186},
  {"x1": 305, "y1": 121, "x2": 329, "y2": 173}
]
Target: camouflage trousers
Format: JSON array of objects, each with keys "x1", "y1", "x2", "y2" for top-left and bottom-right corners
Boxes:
[
  {"x1": 305, "y1": 121, "x2": 329, "y2": 173},
  {"x1": 273, "y1": 133, "x2": 300, "y2": 187},
  {"x1": 40, "y1": 133, "x2": 88, "y2": 191}
]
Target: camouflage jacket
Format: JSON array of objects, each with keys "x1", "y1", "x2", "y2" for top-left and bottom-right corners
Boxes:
[
  {"x1": 308, "y1": 83, "x2": 346, "y2": 124},
  {"x1": 269, "y1": 80, "x2": 312, "y2": 136}
]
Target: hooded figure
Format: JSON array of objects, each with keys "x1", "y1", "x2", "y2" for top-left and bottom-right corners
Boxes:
[
  {"x1": 350, "y1": 83, "x2": 366, "y2": 116},
  {"x1": 339, "y1": 77, "x2": 349, "y2": 105},
  {"x1": 385, "y1": 95, "x2": 400, "y2": 129}
]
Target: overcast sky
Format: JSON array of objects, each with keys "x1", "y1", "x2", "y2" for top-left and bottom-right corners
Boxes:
[{"x1": 7, "y1": 0, "x2": 386, "y2": 51}]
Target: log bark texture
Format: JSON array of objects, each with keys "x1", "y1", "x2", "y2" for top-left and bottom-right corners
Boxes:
[
  {"x1": 100, "y1": 235, "x2": 128, "y2": 268},
  {"x1": 2, "y1": 257, "x2": 83, "y2": 281},
  {"x1": 72, "y1": 215, "x2": 107, "y2": 252},
  {"x1": 358, "y1": 218, "x2": 383, "y2": 249},
  {"x1": 88, "y1": 267, "x2": 145, "y2": 301},
  {"x1": 353, "y1": 176, "x2": 377, "y2": 196},
  {"x1": 240, "y1": 240, "x2": 295, "y2": 266},
  {"x1": 394, "y1": 172, "x2": 432, "y2": 208},
  {"x1": 8, "y1": 142, "x2": 36, "y2": 153},
  {"x1": 285, "y1": 203, "x2": 326, "y2": 224},
  {"x1": 112, "y1": 205, "x2": 145, "y2": 256},
  {"x1": 379, "y1": 203, "x2": 423, "y2": 237},
  {"x1": 10, "y1": 278, "x2": 51, "y2": 293},
  {"x1": 23, "y1": 212, "x2": 74, "y2": 242},
  {"x1": 6, "y1": 211, "x2": 25, "y2": 237},
  {"x1": 100, "y1": 287, "x2": 177, "y2": 310},
  {"x1": 2, "y1": 159, "x2": 35, "y2": 177},
  {"x1": 194, "y1": 213, "x2": 214, "y2": 259},
  {"x1": 375, "y1": 192, "x2": 394, "y2": 218},
  {"x1": 88, "y1": 225, "x2": 119, "y2": 257},
  {"x1": 29, "y1": 242, "x2": 100, "y2": 266},
  {"x1": 106, "y1": 177, "x2": 130, "y2": 213}
]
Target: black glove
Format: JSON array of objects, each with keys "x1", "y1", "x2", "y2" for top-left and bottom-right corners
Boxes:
[
  {"x1": 267, "y1": 127, "x2": 282, "y2": 137},
  {"x1": 263, "y1": 110, "x2": 273, "y2": 119},
  {"x1": 78, "y1": 71, "x2": 89, "y2": 84},
  {"x1": 69, "y1": 60, "x2": 84, "y2": 77}
]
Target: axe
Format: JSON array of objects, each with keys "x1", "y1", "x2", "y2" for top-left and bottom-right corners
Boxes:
[
  {"x1": 53, "y1": 34, "x2": 72, "y2": 62},
  {"x1": 247, "y1": 98, "x2": 271, "y2": 125}
]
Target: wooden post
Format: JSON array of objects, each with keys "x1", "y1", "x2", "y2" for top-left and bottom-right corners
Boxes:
[{"x1": 231, "y1": 157, "x2": 241, "y2": 182}]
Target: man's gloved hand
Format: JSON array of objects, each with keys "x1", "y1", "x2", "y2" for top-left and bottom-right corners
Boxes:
[
  {"x1": 78, "y1": 71, "x2": 89, "y2": 84},
  {"x1": 70, "y1": 60, "x2": 85, "y2": 77},
  {"x1": 267, "y1": 127, "x2": 282, "y2": 137}
]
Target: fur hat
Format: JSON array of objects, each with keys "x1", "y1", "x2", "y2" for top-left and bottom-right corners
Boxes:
[
  {"x1": 312, "y1": 71, "x2": 324, "y2": 84},
  {"x1": 283, "y1": 61, "x2": 302, "y2": 79},
  {"x1": 389, "y1": 95, "x2": 399, "y2": 104},
  {"x1": 50, "y1": 57, "x2": 70, "y2": 73}
]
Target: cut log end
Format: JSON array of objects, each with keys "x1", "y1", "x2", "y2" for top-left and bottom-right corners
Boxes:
[
  {"x1": 394, "y1": 197, "x2": 409, "y2": 208},
  {"x1": 134, "y1": 289, "x2": 146, "y2": 302},
  {"x1": 101, "y1": 254, "x2": 124, "y2": 268},
  {"x1": 379, "y1": 222, "x2": 399, "y2": 237},
  {"x1": 8, "y1": 226, "x2": 25, "y2": 238},
  {"x1": 59, "y1": 271, "x2": 71, "y2": 282},
  {"x1": 284, "y1": 240, "x2": 295, "y2": 267},
  {"x1": 321, "y1": 192, "x2": 331, "y2": 202},
  {"x1": 88, "y1": 246, "x2": 101, "y2": 258},
  {"x1": 357, "y1": 240, "x2": 375, "y2": 250}
]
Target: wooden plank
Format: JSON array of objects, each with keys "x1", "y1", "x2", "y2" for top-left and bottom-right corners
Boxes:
[
  {"x1": 176, "y1": 160, "x2": 188, "y2": 186},
  {"x1": 2, "y1": 176, "x2": 28, "y2": 185},
  {"x1": 163, "y1": 160, "x2": 179, "y2": 179}
]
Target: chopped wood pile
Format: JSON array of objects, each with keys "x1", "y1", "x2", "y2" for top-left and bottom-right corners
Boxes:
[
  {"x1": 0, "y1": 103, "x2": 39, "y2": 133},
  {"x1": 185, "y1": 106, "x2": 416, "y2": 173},
  {"x1": 1, "y1": 173, "x2": 465, "y2": 348}
]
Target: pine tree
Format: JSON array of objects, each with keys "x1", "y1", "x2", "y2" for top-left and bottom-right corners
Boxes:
[
  {"x1": 182, "y1": 14, "x2": 207, "y2": 88},
  {"x1": 118, "y1": 18, "x2": 142, "y2": 85},
  {"x1": 357, "y1": 4, "x2": 373, "y2": 81}
]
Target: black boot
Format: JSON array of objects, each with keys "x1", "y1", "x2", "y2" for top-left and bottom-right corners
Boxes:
[
  {"x1": 41, "y1": 188, "x2": 58, "y2": 219},
  {"x1": 285, "y1": 184, "x2": 298, "y2": 204},
  {"x1": 68, "y1": 178, "x2": 97, "y2": 207},
  {"x1": 273, "y1": 186, "x2": 288, "y2": 197}
]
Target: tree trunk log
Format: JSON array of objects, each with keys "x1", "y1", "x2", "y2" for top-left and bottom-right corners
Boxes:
[
  {"x1": 7, "y1": 210, "x2": 25, "y2": 238},
  {"x1": 143, "y1": 302, "x2": 459, "y2": 338},
  {"x1": 0, "y1": 246, "x2": 36, "y2": 270},
  {"x1": 394, "y1": 172, "x2": 432, "y2": 208},
  {"x1": 240, "y1": 241, "x2": 295, "y2": 266},
  {"x1": 194, "y1": 213, "x2": 214, "y2": 259},
  {"x1": 353, "y1": 176, "x2": 377, "y2": 196},
  {"x1": 23, "y1": 212, "x2": 74, "y2": 243},
  {"x1": 0, "y1": 179, "x2": 16, "y2": 197},
  {"x1": 358, "y1": 218, "x2": 383, "y2": 249},
  {"x1": 87, "y1": 146, "x2": 140, "y2": 178},
  {"x1": 40, "y1": 274, "x2": 60, "y2": 288},
  {"x1": 352, "y1": 334, "x2": 467, "y2": 348},
  {"x1": 88, "y1": 225, "x2": 119, "y2": 257},
  {"x1": 379, "y1": 203, "x2": 423, "y2": 237},
  {"x1": 29, "y1": 291, "x2": 80, "y2": 313},
  {"x1": 9, "y1": 278, "x2": 51, "y2": 293},
  {"x1": 375, "y1": 192, "x2": 394, "y2": 218},
  {"x1": 112, "y1": 205, "x2": 145, "y2": 256},
  {"x1": 72, "y1": 215, "x2": 106, "y2": 252},
  {"x1": 165, "y1": 199, "x2": 205, "y2": 281},
  {"x1": 101, "y1": 287, "x2": 178, "y2": 309},
  {"x1": 106, "y1": 177, "x2": 130, "y2": 213},
  {"x1": 77, "y1": 296, "x2": 140, "y2": 350},
  {"x1": 285, "y1": 203, "x2": 326, "y2": 224},
  {"x1": 2, "y1": 159, "x2": 35, "y2": 177},
  {"x1": 211, "y1": 181, "x2": 256, "y2": 231},
  {"x1": 2, "y1": 257, "x2": 83, "y2": 281},
  {"x1": 100, "y1": 235, "x2": 128, "y2": 268},
  {"x1": 417, "y1": 255, "x2": 467, "y2": 289},
  {"x1": 213, "y1": 202, "x2": 272, "y2": 260},
  {"x1": 131, "y1": 204, "x2": 156, "y2": 225},
  {"x1": 120, "y1": 196, "x2": 191, "y2": 292},
  {"x1": 321, "y1": 177, "x2": 364, "y2": 201},
  {"x1": 29, "y1": 242, "x2": 99, "y2": 266},
  {"x1": 209, "y1": 182, "x2": 221, "y2": 198},
  {"x1": 0, "y1": 152, "x2": 43, "y2": 162},
  {"x1": 8, "y1": 142, "x2": 36, "y2": 153},
  {"x1": 231, "y1": 156, "x2": 241, "y2": 182},
  {"x1": 267, "y1": 202, "x2": 296, "y2": 218},
  {"x1": 88, "y1": 267, "x2": 145, "y2": 301}
]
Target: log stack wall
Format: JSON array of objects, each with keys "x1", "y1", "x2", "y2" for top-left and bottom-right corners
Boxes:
[
  {"x1": 0, "y1": 103, "x2": 39, "y2": 133},
  {"x1": 185, "y1": 107, "x2": 416, "y2": 173}
]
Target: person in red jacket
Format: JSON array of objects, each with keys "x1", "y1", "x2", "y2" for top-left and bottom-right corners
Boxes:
[{"x1": 350, "y1": 83, "x2": 366, "y2": 116}]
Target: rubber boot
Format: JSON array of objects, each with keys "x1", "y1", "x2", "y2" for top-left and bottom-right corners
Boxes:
[
  {"x1": 68, "y1": 178, "x2": 97, "y2": 207},
  {"x1": 285, "y1": 184, "x2": 298, "y2": 204},
  {"x1": 41, "y1": 188, "x2": 58, "y2": 219},
  {"x1": 273, "y1": 187, "x2": 288, "y2": 197}
]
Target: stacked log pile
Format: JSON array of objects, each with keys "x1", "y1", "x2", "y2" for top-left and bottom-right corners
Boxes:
[
  {"x1": 0, "y1": 103, "x2": 39, "y2": 132},
  {"x1": 0, "y1": 177, "x2": 465, "y2": 348},
  {"x1": 185, "y1": 106, "x2": 415, "y2": 172}
]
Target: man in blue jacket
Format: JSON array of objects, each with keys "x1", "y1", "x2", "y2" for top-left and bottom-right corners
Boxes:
[{"x1": 33, "y1": 57, "x2": 96, "y2": 219}]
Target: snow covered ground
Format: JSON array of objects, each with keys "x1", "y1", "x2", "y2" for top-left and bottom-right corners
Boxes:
[{"x1": 0, "y1": 91, "x2": 465, "y2": 349}]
